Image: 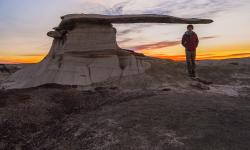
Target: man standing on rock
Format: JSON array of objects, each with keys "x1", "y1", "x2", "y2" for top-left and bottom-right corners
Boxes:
[{"x1": 182, "y1": 24, "x2": 199, "y2": 78}]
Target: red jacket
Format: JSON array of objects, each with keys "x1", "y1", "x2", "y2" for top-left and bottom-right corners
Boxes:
[{"x1": 182, "y1": 31, "x2": 199, "y2": 51}]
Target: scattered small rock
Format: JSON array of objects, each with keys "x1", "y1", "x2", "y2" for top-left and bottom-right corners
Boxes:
[
  {"x1": 190, "y1": 82, "x2": 210, "y2": 90},
  {"x1": 161, "y1": 88, "x2": 171, "y2": 91},
  {"x1": 109, "y1": 86, "x2": 119, "y2": 90},
  {"x1": 0, "y1": 64, "x2": 10, "y2": 73},
  {"x1": 81, "y1": 90, "x2": 94, "y2": 94},
  {"x1": 229, "y1": 62, "x2": 239, "y2": 66},
  {"x1": 94, "y1": 87, "x2": 107, "y2": 91},
  {"x1": 37, "y1": 83, "x2": 76, "y2": 89}
]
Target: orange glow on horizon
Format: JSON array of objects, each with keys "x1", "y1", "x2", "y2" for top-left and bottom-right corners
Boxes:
[
  {"x1": 138, "y1": 42, "x2": 250, "y2": 61},
  {"x1": 1, "y1": 52, "x2": 249, "y2": 64},
  {"x1": 1, "y1": 43, "x2": 250, "y2": 64},
  {"x1": 150, "y1": 53, "x2": 250, "y2": 61},
  {"x1": 0, "y1": 55, "x2": 45, "y2": 64}
]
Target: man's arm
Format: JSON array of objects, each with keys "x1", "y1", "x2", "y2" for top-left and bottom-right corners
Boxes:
[
  {"x1": 182, "y1": 34, "x2": 187, "y2": 47},
  {"x1": 195, "y1": 33, "x2": 199, "y2": 47}
]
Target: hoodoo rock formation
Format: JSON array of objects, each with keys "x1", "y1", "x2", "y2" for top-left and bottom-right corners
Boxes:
[{"x1": 2, "y1": 14, "x2": 213, "y2": 89}]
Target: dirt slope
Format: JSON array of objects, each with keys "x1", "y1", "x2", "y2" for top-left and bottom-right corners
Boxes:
[{"x1": 0, "y1": 58, "x2": 250, "y2": 150}]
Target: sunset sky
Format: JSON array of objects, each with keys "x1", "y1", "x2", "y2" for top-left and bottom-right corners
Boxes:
[{"x1": 0, "y1": 0, "x2": 250, "y2": 64}]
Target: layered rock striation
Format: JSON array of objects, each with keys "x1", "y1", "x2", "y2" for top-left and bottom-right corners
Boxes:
[{"x1": 2, "y1": 14, "x2": 213, "y2": 89}]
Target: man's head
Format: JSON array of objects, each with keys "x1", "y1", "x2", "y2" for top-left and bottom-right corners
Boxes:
[{"x1": 187, "y1": 24, "x2": 194, "y2": 31}]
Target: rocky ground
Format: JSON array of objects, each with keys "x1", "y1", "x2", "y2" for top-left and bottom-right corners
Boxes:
[
  {"x1": 0, "y1": 64, "x2": 21, "y2": 84},
  {"x1": 0, "y1": 58, "x2": 250, "y2": 150}
]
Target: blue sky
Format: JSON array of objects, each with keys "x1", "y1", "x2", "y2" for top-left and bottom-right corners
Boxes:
[{"x1": 0, "y1": 0, "x2": 250, "y2": 63}]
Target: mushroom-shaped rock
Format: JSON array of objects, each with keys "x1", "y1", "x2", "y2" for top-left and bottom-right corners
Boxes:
[
  {"x1": 2, "y1": 14, "x2": 213, "y2": 89},
  {"x1": 59, "y1": 14, "x2": 213, "y2": 29}
]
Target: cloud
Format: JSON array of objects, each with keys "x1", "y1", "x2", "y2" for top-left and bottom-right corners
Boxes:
[
  {"x1": 201, "y1": 53, "x2": 250, "y2": 59},
  {"x1": 200, "y1": 36, "x2": 218, "y2": 40},
  {"x1": 117, "y1": 29, "x2": 137, "y2": 36},
  {"x1": 129, "y1": 35, "x2": 217, "y2": 51},
  {"x1": 15, "y1": 54, "x2": 46, "y2": 57},
  {"x1": 104, "y1": 0, "x2": 133, "y2": 15},
  {"x1": 76, "y1": 0, "x2": 134, "y2": 15},
  {"x1": 77, "y1": 0, "x2": 246, "y2": 18},
  {"x1": 228, "y1": 53, "x2": 250, "y2": 57},
  {"x1": 118, "y1": 38, "x2": 133, "y2": 44},
  {"x1": 151, "y1": 54, "x2": 186, "y2": 61},
  {"x1": 133, "y1": 40, "x2": 180, "y2": 51},
  {"x1": 116, "y1": 24, "x2": 153, "y2": 36},
  {"x1": 131, "y1": 0, "x2": 245, "y2": 18}
]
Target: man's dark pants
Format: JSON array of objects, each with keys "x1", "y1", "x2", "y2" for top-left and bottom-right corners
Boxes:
[{"x1": 185, "y1": 49, "x2": 196, "y2": 77}]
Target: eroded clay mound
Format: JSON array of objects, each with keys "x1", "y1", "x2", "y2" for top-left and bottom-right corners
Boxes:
[{"x1": 2, "y1": 23, "x2": 150, "y2": 89}]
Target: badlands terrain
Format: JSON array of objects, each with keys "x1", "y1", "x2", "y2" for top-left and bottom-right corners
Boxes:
[{"x1": 0, "y1": 57, "x2": 250, "y2": 150}]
